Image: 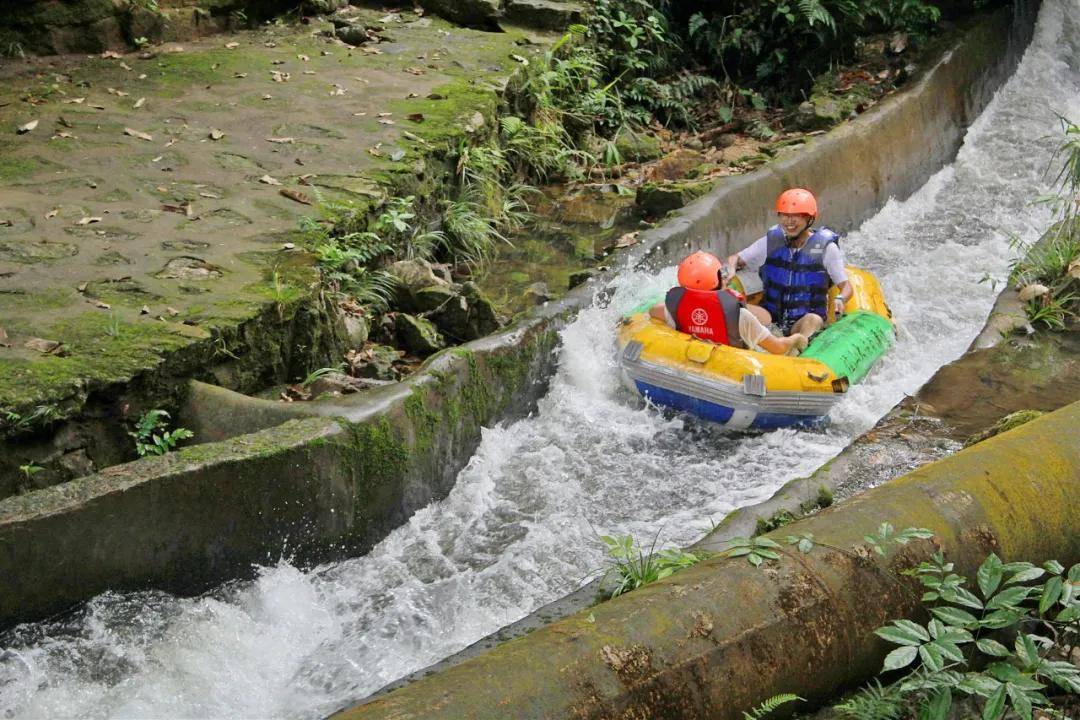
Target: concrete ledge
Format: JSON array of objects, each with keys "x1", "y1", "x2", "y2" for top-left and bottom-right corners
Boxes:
[
  {"x1": 0, "y1": 315, "x2": 560, "y2": 628},
  {"x1": 333, "y1": 401, "x2": 1080, "y2": 720}
]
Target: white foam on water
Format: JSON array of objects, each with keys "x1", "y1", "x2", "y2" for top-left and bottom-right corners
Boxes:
[{"x1": 3, "y1": 2, "x2": 1079, "y2": 717}]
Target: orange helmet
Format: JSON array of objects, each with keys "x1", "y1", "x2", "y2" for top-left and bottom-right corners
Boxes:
[
  {"x1": 677, "y1": 251, "x2": 722, "y2": 291},
  {"x1": 775, "y1": 188, "x2": 817, "y2": 216}
]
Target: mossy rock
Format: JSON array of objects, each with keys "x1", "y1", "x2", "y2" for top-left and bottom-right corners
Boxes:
[
  {"x1": 396, "y1": 313, "x2": 445, "y2": 357},
  {"x1": 636, "y1": 178, "x2": 716, "y2": 217},
  {"x1": 615, "y1": 129, "x2": 663, "y2": 162},
  {"x1": 964, "y1": 409, "x2": 1045, "y2": 447}
]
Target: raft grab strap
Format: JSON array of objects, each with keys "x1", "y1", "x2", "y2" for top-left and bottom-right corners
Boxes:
[{"x1": 742, "y1": 375, "x2": 766, "y2": 397}]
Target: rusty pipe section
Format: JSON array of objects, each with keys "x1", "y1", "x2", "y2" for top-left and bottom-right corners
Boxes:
[{"x1": 332, "y1": 400, "x2": 1080, "y2": 720}]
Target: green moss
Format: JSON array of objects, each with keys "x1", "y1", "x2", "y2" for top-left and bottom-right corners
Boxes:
[
  {"x1": 753, "y1": 509, "x2": 796, "y2": 536},
  {"x1": 404, "y1": 389, "x2": 439, "y2": 454},
  {"x1": 964, "y1": 409, "x2": 1046, "y2": 447},
  {"x1": 0, "y1": 153, "x2": 39, "y2": 183},
  {"x1": 343, "y1": 418, "x2": 410, "y2": 487}
]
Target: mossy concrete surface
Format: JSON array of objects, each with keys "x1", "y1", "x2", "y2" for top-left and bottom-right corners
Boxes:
[
  {"x1": 333, "y1": 401, "x2": 1080, "y2": 720},
  {"x1": 0, "y1": 10, "x2": 554, "y2": 491},
  {"x1": 0, "y1": 313, "x2": 560, "y2": 628}
]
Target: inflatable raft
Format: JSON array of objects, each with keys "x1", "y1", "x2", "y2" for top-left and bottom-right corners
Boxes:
[{"x1": 617, "y1": 267, "x2": 894, "y2": 430}]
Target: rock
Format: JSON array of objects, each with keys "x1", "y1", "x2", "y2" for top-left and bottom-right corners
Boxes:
[
  {"x1": 350, "y1": 344, "x2": 400, "y2": 380},
  {"x1": 462, "y1": 281, "x2": 502, "y2": 336},
  {"x1": 888, "y1": 32, "x2": 909, "y2": 55},
  {"x1": 636, "y1": 179, "x2": 715, "y2": 217},
  {"x1": 123, "y1": 5, "x2": 166, "y2": 44},
  {"x1": 568, "y1": 268, "x2": 599, "y2": 289},
  {"x1": 301, "y1": 0, "x2": 349, "y2": 15},
  {"x1": 343, "y1": 314, "x2": 369, "y2": 347},
  {"x1": 388, "y1": 258, "x2": 451, "y2": 312},
  {"x1": 714, "y1": 133, "x2": 738, "y2": 149},
  {"x1": 413, "y1": 284, "x2": 458, "y2": 313},
  {"x1": 684, "y1": 137, "x2": 704, "y2": 151},
  {"x1": 396, "y1": 313, "x2": 445, "y2": 356},
  {"x1": 503, "y1": 0, "x2": 585, "y2": 31},
  {"x1": 417, "y1": 0, "x2": 501, "y2": 29},
  {"x1": 614, "y1": 129, "x2": 663, "y2": 162},
  {"x1": 307, "y1": 371, "x2": 357, "y2": 397},
  {"x1": 796, "y1": 98, "x2": 842, "y2": 131},
  {"x1": 429, "y1": 281, "x2": 503, "y2": 341},
  {"x1": 646, "y1": 149, "x2": 706, "y2": 181},
  {"x1": 524, "y1": 281, "x2": 552, "y2": 305},
  {"x1": 335, "y1": 26, "x2": 369, "y2": 46},
  {"x1": 155, "y1": 256, "x2": 222, "y2": 280}
]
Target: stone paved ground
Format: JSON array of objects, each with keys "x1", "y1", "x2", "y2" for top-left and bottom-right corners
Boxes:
[{"x1": 0, "y1": 8, "x2": 553, "y2": 429}]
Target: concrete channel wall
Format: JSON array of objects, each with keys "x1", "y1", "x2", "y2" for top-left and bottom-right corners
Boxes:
[
  {"x1": 334, "y1": 400, "x2": 1080, "y2": 720},
  {"x1": 0, "y1": 1, "x2": 1038, "y2": 630}
]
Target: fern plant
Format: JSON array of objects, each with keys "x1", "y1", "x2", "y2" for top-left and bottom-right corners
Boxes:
[
  {"x1": 130, "y1": 410, "x2": 193, "y2": 457},
  {"x1": 743, "y1": 693, "x2": 802, "y2": 720}
]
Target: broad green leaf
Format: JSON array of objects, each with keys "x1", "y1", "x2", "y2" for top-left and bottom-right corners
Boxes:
[
  {"x1": 986, "y1": 662, "x2": 1026, "y2": 684},
  {"x1": 959, "y1": 673, "x2": 1001, "y2": 697},
  {"x1": 1001, "y1": 561, "x2": 1035, "y2": 573},
  {"x1": 748, "y1": 553, "x2": 763, "y2": 567},
  {"x1": 981, "y1": 609, "x2": 1022, "y2": 630},
  {"x1": 952, "y1": 586, "x2": 985, "y2": 610},
  {"x1": 1068, "y1": 563, "x2": 1080, "y2": 582},
  {"x1": 920, "y1": 643, "x2": 945, "y2": 672},
  {"x1": 986, "y1": 586, "x2": 1031, "y2": 610},
  {"x1": 1005, "y1": 567, "x2": 1045, "y2": 585},
  {"x1": 978, "y1": 554, "x2": 1004, "y2": 598},
  {"x1": 1014, "y1": 634, "x2": 1039, "y2": 668},
  {"x1": 931, "y1": 606, "x2": 979, "y2": 628},
  {"x1": 754, "y1": 537, "x2": 781, "y2": 549},
  {"x1": 725, "y1": 547, "x2": 753, "y2": 557},
  {"x1": 882, "y1": 645, "x2": 919, "y2": 672},
  {"x1": 922, "y1": 591, "x2": 940, "y2": 603},
  {"x1": 1039, "y1": 576, "x2": 1063, "y2": 615},
  {"x1": 932, "y1": 640, "x2": 965, "y2": 663},
  {"x1": 1042, "y1": 559, "x2": 1064, "y2": 575},
  {"x1": 1006, "y1": 684, "x2": 1033, "y2": 720},
  {"x1": 1056, "y1": 605, "x2": 1080, "y2": 623},
  {"x1": 875, "y1": 624, "x2": 926, "y2": 647},
  {"x1": 928, "y1": 619, "x2": 945, "y2": 639},
  {"x1": 797, "y1": 538, "x2": 813, "y2": 554},
  {"x1": 754, "y1": 549, "x2": 781, "y2": 560},
  {"x1": 976, "y1": 638, "x2": 1011, "y2": 657},
  {"x1": 982, "y1": 684, "x2": 1007, "y2": 720}
]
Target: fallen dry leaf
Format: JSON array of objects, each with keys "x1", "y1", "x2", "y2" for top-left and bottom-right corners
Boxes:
[
  {"x1": 262, "y1": 94, "x2": 273, "y2": 100},
  {"x1": 63, "y1": 98, "x2": 86, "y2": 104},
  {"x1": 101, "y1": 50, "x2": 122, "y2": 59},
  {"x1": 225, "y1": 42, "x2": 239, "y2": 49},
  {"x1": 367, "y1": 145, "x2": 382, "y2": 157},
  {"x1": 279, "y1": 188, "x2": 312, "y2": 205},
  {"x1": 389, "y1": 149, "x2": 405, "y2": 161},
  {"x1": 199, "y1": 191, "x2": 220, "y2": 199},
  {"x1": 161, "y1": 203, "x2": 192, "y2": 215},
  {"x1": 271, "y1": 71, "x2": 290, "y2": 83},
  {"x1": 233, "y1": 72, "x2": 248, "y2": 79},
  {"x1": 77, "y1": 282, "x2": 88, "y2": 292},
  {"x1": 45, "y1": 208, "x2": 58, "y2": 219},
  {"x1": 406, "y1": 92, "x2": 418, "y2": 98},
  {"x1": 266, "y1": 136, "x2": 294, "y2": 144},
  {"x1": 57, "y1": 116, "x2": 73, "y2": 128},
  {"x1": 282, "y1": 242, "x2": 296, "y2": 250},
  {"x1": 259, "y1": 174, "x2": 282, "y2": 186},
  {"x1": 120, "y1": 61, "x2": 132, "y2": 71},
  {"x1": 404, "y1": 67, "x2": 425, "y2": 75},
  {"x1": 134, "y1": 97, "x2": 146, "y2": 109},
  {"x1": 208, "y1": 128, "x2": 224, "y2": 140},
  {"x1": 164, "y1": 138, "x2": 176, "y2": 147},
  {"x1": 615, "y1": 231, "x2": 640, "y2": 248},
  {"x1": 17, "y1": 119, "x2": 38, "y2": 134},
  {"x1": 360, "y1": 47, "x2": 382, "y2": 55},
  {"x1": 24, "y1": 338, "x2": 64, "y2": 355},
  {"x1": 93, "y1": 300, "x2": 111, "y2": 309},
  {"x1": 140, "y1": 305, "x2": 150, "y2": 315},
  {"x1": 377, "y1": 118, "x2": 395, "y2": 125},
  {"x1": 1068, "y1": 258, "x2": 1080, "y2": 280},
  {"x1": 0, "y1": 326, "x2": 7, "y2": 347},
  {"x1": 152, "y1": 155, "x2": 163, "y2": 163},
  {"x1": 52, "y1": 131, "x2": 76, "y2": 140},
  {"x1": 302, "y1": 70, "x2": 316, "y2": 76},
  {"x1": 297, "y1": 54, "x2": 310, "y2": 61},
  {"x1": 76, "y1": 216, "x2": 103, "y2": 225},
  {"x1": 124, "y1": 127, "x2": 153, "y2": 141},
  {"x1": 89, "y1": 104, "x2": 106, "y2": 110},
  {"x1": 511, "y1": 53, "x2": 529, "y2": 65},
  {"x1": 107, "y1": 88, "x2": 130, "y2": 97},
  {"x1": 406, "y1": 113, "x2": 424, "y2": 123},
  {"x1": 167, "y1": 307, "x2": 179, "y2": 316}
]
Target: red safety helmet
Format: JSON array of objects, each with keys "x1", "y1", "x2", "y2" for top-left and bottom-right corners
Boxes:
[
  {"x1": 677, "y1": 251, "x2": 722, "y2": 291},
  {"x1": 775, "y1": 188, "x2": 818, "y2": 217}
]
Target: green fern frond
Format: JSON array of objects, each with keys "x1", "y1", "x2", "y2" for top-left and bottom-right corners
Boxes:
[
  {"x1": 797, "y1": 0, "x2": 836, "y2": 31},
  {"x1": 834, "y1": 680, "x2": 904, "y2": 720},
  {"x1": 743, "y1": 693, "x2": 802, "y2": 720}
]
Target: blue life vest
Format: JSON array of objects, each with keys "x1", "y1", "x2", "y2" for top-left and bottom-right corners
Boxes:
[{"x1": 759, "y1": 225, "x2": 839, "y2": 330}]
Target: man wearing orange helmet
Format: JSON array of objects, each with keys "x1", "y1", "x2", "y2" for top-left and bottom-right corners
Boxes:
[
  {"x1": 649, "y1": 251, "x2": 809, "y2": 355},
  {"x1": 726, "y1": 188, "x2": 851, "y2": 337}
]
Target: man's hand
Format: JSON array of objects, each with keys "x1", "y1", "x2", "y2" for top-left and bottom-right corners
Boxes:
[{"x1": 832, "y1": 297, "x2": 846, "y2": 319}]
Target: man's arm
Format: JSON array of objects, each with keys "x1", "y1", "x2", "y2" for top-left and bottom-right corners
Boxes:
[
  {"x1": 824, "y1": 244, "x2": 851, "y2": 318},
  {"x1": 727, "y1": 236, "x2": 768, "y2": 277}
]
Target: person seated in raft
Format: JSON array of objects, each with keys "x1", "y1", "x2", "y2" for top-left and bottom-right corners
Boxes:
[
  {"x1": 649, "y1": 251, "x2": 809, "y2": 355},
  {"x1": 725, "y1": 188, "x2": 852, "y2": 338}
]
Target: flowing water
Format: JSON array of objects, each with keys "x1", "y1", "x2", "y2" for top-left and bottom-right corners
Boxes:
[{"x1": 3, "y1": 2, "x2": 1080, "y2": 717}]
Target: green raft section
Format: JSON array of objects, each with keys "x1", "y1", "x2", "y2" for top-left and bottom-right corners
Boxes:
[{"x1": 802, "y1": 310, "x2": 895, "y2": 384}]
